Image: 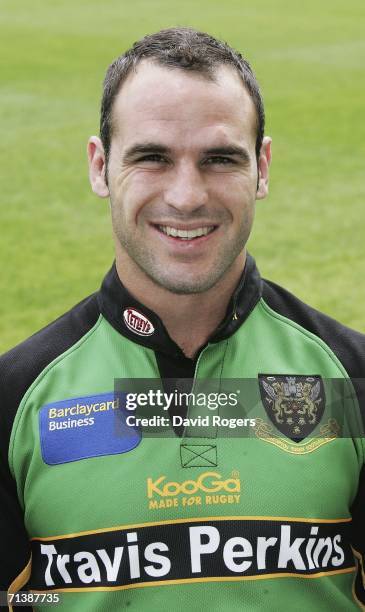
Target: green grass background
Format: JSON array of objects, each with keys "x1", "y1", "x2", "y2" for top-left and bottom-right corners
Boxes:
[{"x1": 1, "y1": 0, "x2": 364, "y2": 352}]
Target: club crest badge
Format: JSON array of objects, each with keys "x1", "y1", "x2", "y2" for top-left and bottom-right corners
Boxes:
[{"x1": 258, "y1": 374, "x2": 325, "y2": 441}]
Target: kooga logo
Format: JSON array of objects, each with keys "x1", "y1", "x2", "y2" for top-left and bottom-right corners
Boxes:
[
  {"x1": 147, "y1": 472, "x2": 241, "y2": 498},
  {"x1": 123, "y1": 308, "x2": 155, "y2": 336}
]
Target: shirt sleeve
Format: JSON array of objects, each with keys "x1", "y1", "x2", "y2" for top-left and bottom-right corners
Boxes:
[
  {"x1": 0, "y1": 452, "x2": 31, "y2": 609},
  {"x1": 351, "y1": 464, "x2": 365, "y2": 606}
]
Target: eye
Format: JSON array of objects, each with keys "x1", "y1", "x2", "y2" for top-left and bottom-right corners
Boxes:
[
  {"x1": 136, "y1": 154, "x2": 167, "y2": 164},
  {"x1": 204, "y1": 156, "x2": 237, "y2": 166}
]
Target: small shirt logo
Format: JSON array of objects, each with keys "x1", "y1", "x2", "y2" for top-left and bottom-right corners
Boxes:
[
  {"x1": 146, "y1": 470, "x2": 241, "y2": 511},
  {"x1": 123, "y1": 308, "x2": 155, "y2": 336}
]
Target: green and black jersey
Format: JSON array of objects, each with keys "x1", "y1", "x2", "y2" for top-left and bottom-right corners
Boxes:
[{"x1": 1, "y1": 254, "x2": 365, "y2": 611}]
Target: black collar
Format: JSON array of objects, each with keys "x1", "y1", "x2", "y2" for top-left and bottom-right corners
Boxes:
[{"x1": 97, "y1": 253, "x2": 262, "y2": 358}]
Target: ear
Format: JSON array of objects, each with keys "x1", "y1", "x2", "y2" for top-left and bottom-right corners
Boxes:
[
  {"x1": 256, "y1": 136, "x2": 272, "y2": 200},
  {"x1": 87, "y1": 136, "x2": 110, "y2": 198}
]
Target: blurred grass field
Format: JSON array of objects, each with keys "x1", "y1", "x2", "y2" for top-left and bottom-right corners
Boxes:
[{"x1": 1, "y1": 0, "x2": 365, "y2": 353}]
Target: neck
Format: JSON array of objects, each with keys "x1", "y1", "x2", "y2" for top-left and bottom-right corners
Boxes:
[{"x1": 115, "y1": 246, "x2": 246, "y2": 358}]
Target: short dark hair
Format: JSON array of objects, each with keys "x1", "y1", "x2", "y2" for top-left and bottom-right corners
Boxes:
[{"x1": 100, "y1": 27, "x2": 265, "y2": 169}]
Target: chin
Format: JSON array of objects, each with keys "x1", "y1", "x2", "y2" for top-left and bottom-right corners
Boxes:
[{"x1": 152, "y1": 273, "x2": 221, "y2": 295}]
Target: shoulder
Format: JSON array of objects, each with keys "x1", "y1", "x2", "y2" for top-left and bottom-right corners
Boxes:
[
  {"x1": 261, "y1": 278, "x2": 365, "y2": 378},
  {"x1": 0, "y1": 292, "x2": 100, "y2": 386},
  {"x1": 0, "y1": 292, "x2": 100, "y2": 458}
]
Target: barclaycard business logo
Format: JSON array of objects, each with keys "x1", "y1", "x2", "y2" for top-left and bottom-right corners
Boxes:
[
  {"x1": 39, "y1": 392, "x2": 141, "y2": 465},
  {"x1": 123, "y1": 308, "x2": 155, "y2": 336}
]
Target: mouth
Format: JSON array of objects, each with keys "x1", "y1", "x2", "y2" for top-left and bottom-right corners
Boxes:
[{"x1": 154, "y1": 224, "x2": 217, "y2": 241}]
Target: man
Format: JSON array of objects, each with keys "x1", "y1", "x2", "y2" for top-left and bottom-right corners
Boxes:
[{"x1": 1, "y1": 27, "x2": 365, "y2": 611}]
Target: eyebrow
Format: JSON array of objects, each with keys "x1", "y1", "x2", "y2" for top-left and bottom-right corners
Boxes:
[
  {"x1": 203, "y1": 146, "x2": 251, "y2": 163},
  {"x1": 123, "y1": 143, "x2": 169, "y2": 160},
  {"x1": 123, "y1": 143, "x2": 251, "y2": 163}
]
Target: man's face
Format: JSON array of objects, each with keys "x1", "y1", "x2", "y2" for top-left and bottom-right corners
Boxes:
[{"x1": 90, "y1": 61, "x2": 270, "y2": 294}]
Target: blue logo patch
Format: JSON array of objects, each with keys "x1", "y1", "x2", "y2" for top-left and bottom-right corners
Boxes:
[{"x1": 39, "y1": 392, "x2": 141, "y2": 465}]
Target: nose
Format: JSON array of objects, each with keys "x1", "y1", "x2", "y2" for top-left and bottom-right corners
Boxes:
[{"x1": 163, "y1": 160, "x2": 209, "y2": 213}]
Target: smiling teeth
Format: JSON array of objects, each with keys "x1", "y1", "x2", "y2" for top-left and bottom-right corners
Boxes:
[{"x1": 159, "y1": 226, "x2": 214, "y2": 239}]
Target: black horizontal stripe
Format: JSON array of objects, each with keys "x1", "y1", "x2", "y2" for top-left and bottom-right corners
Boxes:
[{"x1": 30, "y1": 518, "x2": 354, "y2": 591}]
